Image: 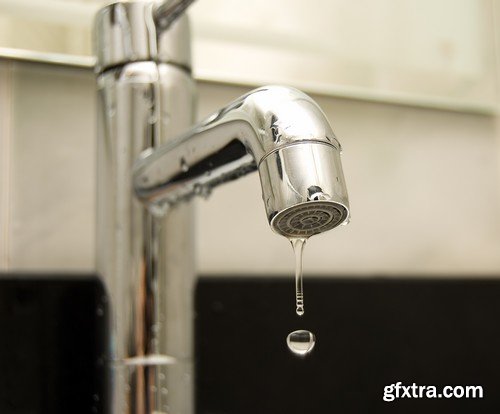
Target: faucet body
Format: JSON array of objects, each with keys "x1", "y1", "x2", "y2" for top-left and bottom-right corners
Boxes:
[
  {"x1": 95, "y1": 1, "x2": 349, "y2": 413},
  {"x1": 95, "y1": 3, "x2": 196, "y2": 413}
]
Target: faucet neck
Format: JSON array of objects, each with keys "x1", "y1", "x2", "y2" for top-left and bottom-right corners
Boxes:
[{"x1": 132, "y1": 86, "x2": 349, "y2": 233}]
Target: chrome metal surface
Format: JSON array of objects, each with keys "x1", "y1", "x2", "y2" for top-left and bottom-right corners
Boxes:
[
  {"x1": 96, "y1": 3, "x2": 197, "y2": 413},
  {"x1": 95, "y1": 1, "x2": 349, "y2": 413},
  {"x1": 96, "y1": 0, "x2": 196, "y2": 405},
  {"x1": 153, "y1": 0, "x2": 196, "y2": 29},
  {"x1": 94, "y1": 1, "x2": 191, "y2": 73},
  {"x1": 97, "y1": 60, "x2": 195, "y2": 414},
  {"x1": 133, "y1": 86, "x2": 350, "y2": 235},
  {"x1": 260, "y1": 143, "x2": 349, "y2": 237}
]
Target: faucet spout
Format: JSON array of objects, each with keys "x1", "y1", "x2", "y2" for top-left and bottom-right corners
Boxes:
[{"x1": 133, "y1": 85, "x2": 350, "y2": 238}]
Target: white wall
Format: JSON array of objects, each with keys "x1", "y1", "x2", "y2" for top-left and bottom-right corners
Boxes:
[
  {"x1": 1, "y1": 60, "x2": 500, "y2": 276},
  {"x1": 0, "y1": 61, "x2": 95, "y2": 270},
  {"x1": 0, "y1": 1, "x2": 497, "y2": 112}
]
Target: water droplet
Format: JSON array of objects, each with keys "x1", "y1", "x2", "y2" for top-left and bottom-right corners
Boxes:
[
  {"x1": 162, "y1": 111, "x2": 171, "y2": 125},
  {"x1": 150, "y1": 385, "x2": 157, "y2": 393},
  {"x1": 97, "y1": 78, "x2": 106, "y2": 90},
  {"x1": 148, "y1": 113, "x2": 158, "y2": 124},
  {"x1": 96, "y1": 307, "x2": 104, "y2": 317},
  {"x1": 150, "y1": 338, "x2": 159, "y2": 349},
  {"x1": 107, "y1": 107, "x2": 116, "y2": 118},
  {"x1": 159, "y1": 373, "x2": 166, "y2": 380},
  {"x1": 200, "y1": 186, "x2": 212, "y2": 199},
  {"x1": 93, "y1": 394, "x2": 100, "y2": 402},
  {"x1": 143, "y1": 88, "x2": 153, "y2": 102},
  {"x1": 161, "y1": 387, "x2": 168, "y2": 395},
  {"x1": 148, "y1": 201, "x2": 169, "y2": 218},
  {"x1": 193, "y1": 184, "x2": 211, "y2": 199},
  {"x1": 286, "y1": 330, "x2": 316, "y2": 356},
  {"x1": 180, "y1": 158, "x2": 189, "y2": 172},
  {"x1": 341, "y1": 216, "x2": 351, "y2": 226}
]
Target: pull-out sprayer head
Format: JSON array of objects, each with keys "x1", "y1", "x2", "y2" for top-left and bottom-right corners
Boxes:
[{"x1": 133, "y1": 86, "x2": 350, "y2": 238}]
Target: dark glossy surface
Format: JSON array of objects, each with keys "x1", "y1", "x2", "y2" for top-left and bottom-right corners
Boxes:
[
  {"x1": 195, "y1": 277, "x2": 500, "y2": 414},
  {"x1": 0, "y1": 275, "x2": 109, "y2": 414}
]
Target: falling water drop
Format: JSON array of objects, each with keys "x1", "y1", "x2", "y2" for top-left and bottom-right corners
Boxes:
[
  {"x1": 290, "y1": 238, "x2": 306, "y2": 316},
  {"x1": 180, "y1": 157, "x2": 189, "y2": 172},
  {"x1": 286, "y1": 330, "x2": 316, "y2": 356},
  {"x1": 286, "y1": 238, "x2": 316, "y2": 356}
]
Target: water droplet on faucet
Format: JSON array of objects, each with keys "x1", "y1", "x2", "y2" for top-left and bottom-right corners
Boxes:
[
  {"x1": 341, "y1": 216, "x2": 351, "y2": 226},
  {"x1": 148, "y1": 201, "x2": 170, "y2": 218},
  {"x1": 97, "y1": 77, "x2": 106, "y2": 90},
  {"x1": 148, "y1": 113, "x2": 158, "y2": 124},
  {"x1": 193, "y1": 183, "x2": 212, "y2": 199},
  {"x1": 180, "y1": 158, "x2": 189, "y2": 172},
  {"x1": 200, "y1": 187, "x2": 212, "y2": 199},
  {"x1": 162, "y1": 111, "x2": 171, "y2": 125}
]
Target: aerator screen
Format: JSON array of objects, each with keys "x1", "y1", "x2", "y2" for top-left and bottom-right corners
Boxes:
[{"x1": 272, "y1": 201, "x2": 348, "y2": 238}]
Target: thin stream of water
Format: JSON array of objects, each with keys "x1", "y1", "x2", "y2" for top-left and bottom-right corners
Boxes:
[{"x1": 290, "y1": 237, "x2": 307, "y2": 316}]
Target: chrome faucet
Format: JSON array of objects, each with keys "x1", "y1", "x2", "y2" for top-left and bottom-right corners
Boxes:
[{"x1": 94, "y1": 1, "x2": 349, "y2": 413}]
